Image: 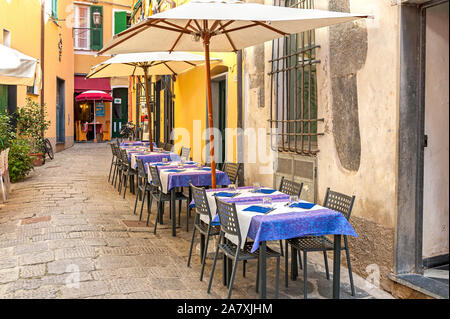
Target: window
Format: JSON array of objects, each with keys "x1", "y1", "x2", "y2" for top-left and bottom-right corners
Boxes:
[
  {"x1": 114, "y1": 11, "x2": 131, "y2": 35},
  {"x1": 269, "y1": 0, "x2": 321, "y2": 155},
  {"x1": 90, "y1": 5, "x2": 103, "y2": 51},
  {"x1": 74, "y1": 5, "x2": 90, "y2": 50}
]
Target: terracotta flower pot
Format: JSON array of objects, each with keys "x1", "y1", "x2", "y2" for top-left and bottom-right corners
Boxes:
[{"x1": 30, "y1": 152, "x2": 43, "y2": 166}]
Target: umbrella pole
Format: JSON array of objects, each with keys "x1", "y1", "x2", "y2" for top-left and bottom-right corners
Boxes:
[
  {"x1": 203, "y1": 34, "x2": 217, "y2": 188},
  {"x1": 143, "y1": 66, "x2": 154, "y2": 151},
  {"x1": 94, "y1": 100, "x2": 97, "y2": 142}
]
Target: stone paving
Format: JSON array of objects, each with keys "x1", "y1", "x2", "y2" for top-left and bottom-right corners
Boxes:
[{"x1": 0, "y1": 143, "x2": 394, "y2": 299}]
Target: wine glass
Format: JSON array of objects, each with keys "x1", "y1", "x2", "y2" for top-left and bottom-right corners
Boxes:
[
  {"x1": 227, "y1": 184, "x2": 237, "y2": 192},
  {"x1": 162, "y1": 157, "x2": 168, "y2": 164},
  {"x1": 289, "y1": 195, "x2": 299, "y2": 205},
  {"x1": 262, "y1": 197, "x2": 272, "y2": 208}
]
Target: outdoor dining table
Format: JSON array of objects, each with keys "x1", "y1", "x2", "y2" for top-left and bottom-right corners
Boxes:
[
  {"x1": 147, "y1": 162, "x2": 231, "y2": 236},
  {"x1": 193, "y1": 186, "x2": 358, "y2": 299},
  {"x1": 129, "y1": 151, "x2": 180, "y2": 169},
  {"x1": 120, "y1": 141, "x2": 156, "y2": 147}
]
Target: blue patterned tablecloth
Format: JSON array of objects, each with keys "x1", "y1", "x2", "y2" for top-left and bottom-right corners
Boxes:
[
  {"x1": 120, "y1": 141, "x2": 156, "y2": 147},
  {"x1": 246, "y1": 208, "x2": 357, "y2": 253},
  {"x1": 131, "y1": 152, "x2": 180, "y2": 169}
]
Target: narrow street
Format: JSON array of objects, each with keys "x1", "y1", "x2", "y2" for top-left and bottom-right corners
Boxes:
[{"x1": 0, "y1": 143, "x2": 392, "y2": 299}]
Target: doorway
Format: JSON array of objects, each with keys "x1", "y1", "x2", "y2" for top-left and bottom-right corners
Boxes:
[
  {"x1": 422, "y1": 1, "x2": 449, "y2": 275},
  {"x1": 112, "y1": 88, "x2": 128, "y2": 138},
  {"x1": 206, "y1": 73, "x2": 227, "y2": 165},
  {"x1": 56, "y1": 78, "x2": 65, "y2": 143}
]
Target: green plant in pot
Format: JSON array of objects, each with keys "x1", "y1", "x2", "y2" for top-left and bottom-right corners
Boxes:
[
  {"x1": 16, "y1": 98, "x2": 50, "y2": 166},
  {"x1": 0, "y1": 112, "x2": 33, "y2": 182}
]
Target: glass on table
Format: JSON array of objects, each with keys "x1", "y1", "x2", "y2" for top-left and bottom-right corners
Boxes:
[
  {"x1": 289, "y1": 195, "x2": 299, "y2": 204},
  {"x1": 162, "y1": 158, "x2": 168, "y2": 164},
  {"x1": 197, "y1": 162, "x2": 203, "y2": 168},
  {"x1": 252, "y1": 182, "x2": 261, "y2": 193},
  {"x1": 227, "y1": 183, "x2": 237, "y2": 192},
  {"x1": 262, "y1": 197, "x2": 272, "y2": 208}
]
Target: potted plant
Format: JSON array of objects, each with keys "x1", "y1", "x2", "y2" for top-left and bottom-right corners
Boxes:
[{"x1": 16, "y1": 98, "x2": 50, "y2": 166}]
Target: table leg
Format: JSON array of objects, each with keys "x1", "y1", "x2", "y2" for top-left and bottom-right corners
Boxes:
[
  {"x1": 333, "y1": 234, "x2": 341, "y2": 299},
  {"x1": 171, "y1": 189, "x2": 176, "y2": 237},
  {"x1": 259, "y1": 241, "x2": 267, "y2": 299},
  {"x1": 291, "y1": 247, "x2": 298, "y2": 281}
]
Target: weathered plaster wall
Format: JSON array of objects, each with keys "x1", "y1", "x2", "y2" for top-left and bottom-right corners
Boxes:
[
  {"x1": 315, "y1": 0, "x2": 399, "y2": 229},
  {"x1": 422, "y1": 3, "x2": 449, "y2": 259},
  {"x1": 314, "y1": 0, "x2": 399, "y2": 289}
]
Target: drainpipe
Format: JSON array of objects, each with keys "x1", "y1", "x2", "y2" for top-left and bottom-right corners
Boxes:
[
  {"x1": 40, "y1": 0, "x2": 45, "y2": 139},
  {"x1": 237, "y1": 50, "x2": 244, "y2": 186}
]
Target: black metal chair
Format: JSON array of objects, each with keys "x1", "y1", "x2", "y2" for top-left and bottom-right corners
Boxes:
[
  {"x1": 133, "y1": 159, "x2": 154, "y2": 221},
  {"x1": 187, "y1": 184, "x2": 221, "y2": 281},
  {"x1": 108, "y1": 143, "x2": 117, "y2": 184},
  {"x1": 287, "y1": 187, "x2": 356, "y2": 298},
  {"x1": 149, "y1": 164, "x2": 189, "y2": 233},
  {"x1": 118, "y1": 149, "x2": 136, "y2": 199},
  {"x1": 113, "y1": 145, "x2": 124, "y2": 189},
  {"x1": 164, "y1": 143, "x2": 174, "y2": 152},
  {"x1": 180, "y1": 146, "x2": 191, "y2": 160},
  {"x1": 109, "y1": 144, "x2": 121, "y2": 186},
  {"x1": 207, "y1": 197, "x2": 281, "y2": 299},
  {"x1": 222, "y1": 162, "x2": 242, "y2": 184},
  {"x1": 157, "y1": 141, "x2": 164, "y2": 148}
]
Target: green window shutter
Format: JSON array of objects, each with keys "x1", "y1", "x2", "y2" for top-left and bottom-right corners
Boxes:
[
  {"x1": 90, "y1": 5, "x2": 103, "y2": 51},
  {"x1": 51, "y1": 0, "x2": 58, "y2": 19},
  {"x1": 114, "y1": 11, "x2": 128, "y2": 35},
  {"x1": 0, "y1": 85, "x2": 8, "y2": 114}
]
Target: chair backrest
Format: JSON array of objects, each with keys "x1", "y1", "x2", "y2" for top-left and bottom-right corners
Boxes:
[
  {"x1": 164, "y1": 143, "x2": 174, "y2": 152},
  {"x1": 157, "y1": 141, "x2": 164, "y2": 148},
  {"x1": 279, "y1": 176, "x2": 303, "y2": 197},
  {"x1": 136, "y1": 158, "x2": 148, "y2": 180},
  {"x1": 149, "y1": 164, "x2": 162, "y2": 188},
  {"x1": 215, "y1": 197, "x2": 242, "y2": 245},
  {"x1": 120, "y1": 149, "x2": 129, "y2": 167},
  {"x1": 190, "y1": 183, "x2": 213, "y2": 221},
  {"x1": 116, "y1": 139, "x2": 121, "y2": 147},
  {"x1": 180, "y1": 147, "x2": 191, "y2": 160},
  {"x1": 323, "y1": 187, "x2": 355, "y2": 220},
  {"x1": 222, "y1": 162, "x2": 241, "y2": 184}
]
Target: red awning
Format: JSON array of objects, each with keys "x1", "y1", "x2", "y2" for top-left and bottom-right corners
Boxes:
[{"x1": 74, "y1": 76, "x2": 111, "y2": 93}]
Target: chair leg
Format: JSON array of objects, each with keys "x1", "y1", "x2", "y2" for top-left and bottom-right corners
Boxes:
[
  {"x1": 285, "y1": 240, "x2": 289, "y2": 288},
  {"x1": 279, "y1": 240, "x2": 284, "y2": 257},
  {"x1": 344, "y1": 236, "x2": 356, "y2": 296},
  {"x1": 298, "y1": 250, "x2": 303, "y2": 270},
  {"x1": 200, "y1": 227, "x2": 211, "y2": 281},
  {"x1": 123, "y1": 174, "x2": 128, "y2": 199},
  {"x1": 187, "y1": 222, "x2": 197, "y2": 267},
  {"x1": 207, "y1": 235, "x2": 222, "y2": 294},
  {"x1": 303, "y1": 251, "x2": 308, "y2": 299},
  {"x1": 139, "y1": 189, "x2": 147, "y2": 221},
  {"x1": 133, "y1": 188, "x2": 141, "y2": 215},
  {"x1": 186, "y1": 201, "x2": 189, "y2": 232},
  {"x1": 243, "y1": 260, "x2": 246, "y2": 278},
  {"x1": 227, "y1": 255, "x2": 239, "y2": 299},
  {"x1": 146, "y1": 191, "x2": 153, "y2": 226},
  {"x1": 323, "y1": 251, "x2": 330, "y2": 280},
  {"x1": 153, "y1": 201, "x2": 160, "y2": 234},
  {"x1": 0, "y1": 177, "x2": 6, "y2": 202},
  {"x1": 108, "y1": 158, "x2": 114, "y2": 182}
]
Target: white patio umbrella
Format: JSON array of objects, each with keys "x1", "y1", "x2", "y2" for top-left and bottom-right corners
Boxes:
[
  {"x1": 87, "y1": 51, "x2": 220, "y2": 151},
  {"x1": 0, "y1": 44, "x2": 39, "y2": 86},
  {"x1": 99, "y1": 0, "x2": 370, "y2": 188}
]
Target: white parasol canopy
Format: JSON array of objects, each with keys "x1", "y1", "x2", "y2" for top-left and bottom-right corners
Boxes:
[
  {"x1": 87, "y1": 51, "x2": 220, "y2": 78},
  {"x1": 99, "y1": 0, "x2": 370, "y2": 188},
  {"x1": 0, "y1": 44, "x2": 39, "y2": 86}
]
